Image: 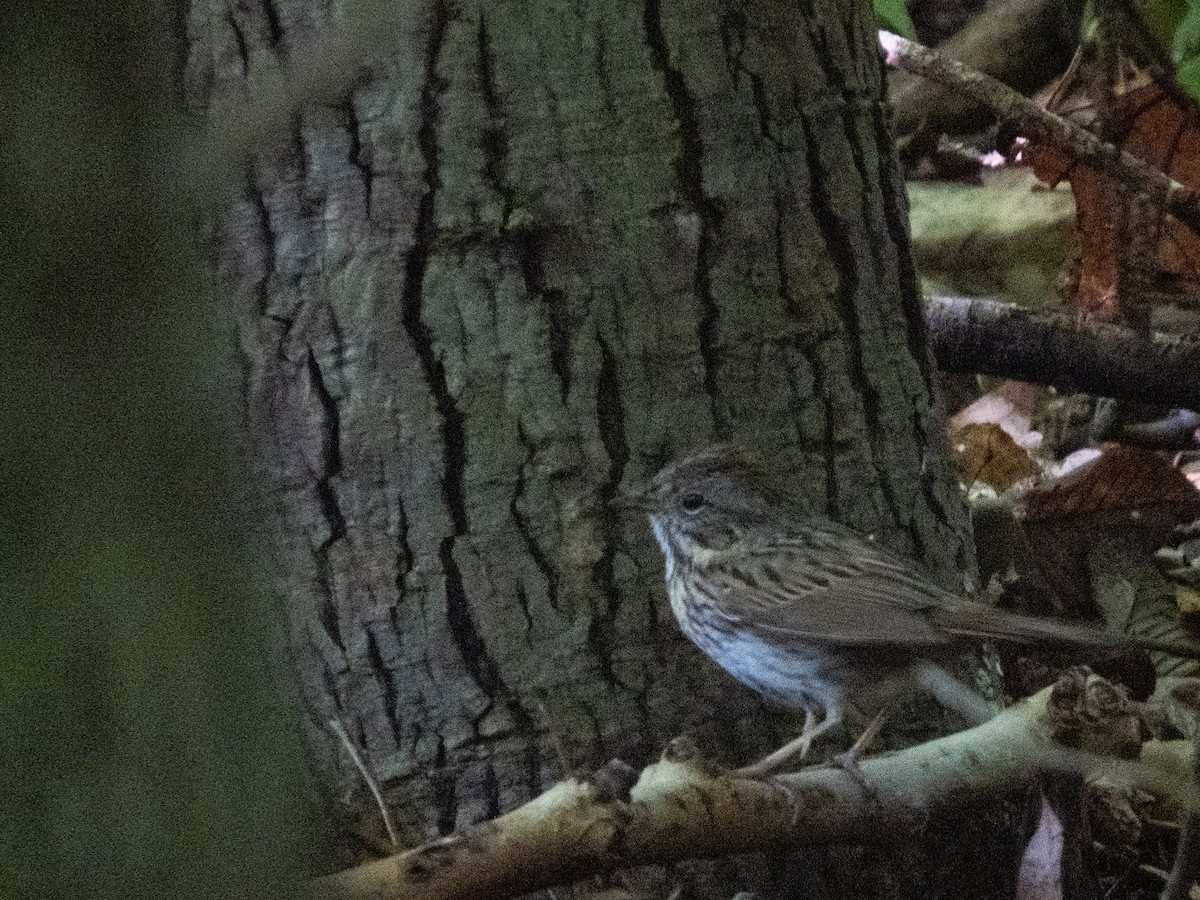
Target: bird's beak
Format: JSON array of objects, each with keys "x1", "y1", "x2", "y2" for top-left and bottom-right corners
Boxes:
[{"x1": 608, "y1": 486, "x2": 653, "y2": 513}]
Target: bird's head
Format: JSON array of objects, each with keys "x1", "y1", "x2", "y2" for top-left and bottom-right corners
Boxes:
[{"x1": 615, "y1": 444, "x2": 778, "y2": 559}]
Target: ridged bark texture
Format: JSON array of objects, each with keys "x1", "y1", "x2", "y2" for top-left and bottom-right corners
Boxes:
[{"x1": 188, "y1": 0, "x2": 1024, "y2": 896}]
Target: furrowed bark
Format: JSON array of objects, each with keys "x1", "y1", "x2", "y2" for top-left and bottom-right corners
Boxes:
[{"x1": 191, "y1": 1, "x2": 1008, "y2": 895}]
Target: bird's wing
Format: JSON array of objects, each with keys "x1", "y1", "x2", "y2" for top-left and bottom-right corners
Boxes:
[
  {"x1": 702, "y1": 523, "x2": 960, "y2": 647},
  {"x1": 719, "y1": 520, "x2": 1119, "y2": 650}
]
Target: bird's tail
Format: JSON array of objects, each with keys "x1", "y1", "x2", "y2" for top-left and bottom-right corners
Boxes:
[{"x1": 934, "y1": 602, "x2": 1200, "y2": 659}]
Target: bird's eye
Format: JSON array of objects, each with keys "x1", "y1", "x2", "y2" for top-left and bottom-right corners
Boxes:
[{"x1": 679, "y1": 492, "x2": 705, "y2": 513}]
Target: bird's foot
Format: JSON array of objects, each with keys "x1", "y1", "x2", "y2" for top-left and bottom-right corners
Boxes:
[
  {"x1": 733, "y1": 732, "x2": 813, "y2": 779},
  {"x1": 829, "y1": 748, "x2": 870, "y2": 786},
  {"x1": 825, "y1": 710, "x2": 888, "y2": 786},
  {"x1": 735, "y1": 708, "x2": 843, "y2": 778}
]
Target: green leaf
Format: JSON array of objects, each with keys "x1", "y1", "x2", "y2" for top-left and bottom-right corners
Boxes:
[
  {"x1": 1126, "y1": 0, "x2": 1200, "y2": 100},
  {"x1": 1137, "y1": 0, "x2": 1187, "y2": 58},
  {"x1": 1176, "y1": 52, "x2": 1200, "y2": 99},
  {"x1": 874, "y1": 0, "x2": 916, "y2": 39},
  {"x1": 1174, "y1": 4, "x2": 1200, "y2": 60}
]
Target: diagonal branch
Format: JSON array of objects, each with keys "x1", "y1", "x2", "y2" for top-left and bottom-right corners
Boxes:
[
  {"x1": 879, "y1": 31, "x2": 1200, "y2": 237},
  {"x1": 314, "y1": 671, "x2": 1197, "y2": 900}
]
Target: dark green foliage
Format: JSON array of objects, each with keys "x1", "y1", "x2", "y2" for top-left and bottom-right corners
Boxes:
[
  {"x1": 874, "y1": 0, "x2": 916, "y2": 38},
  {"x1": 0, "y1": 4, "x2": 312, "y2": 898}
]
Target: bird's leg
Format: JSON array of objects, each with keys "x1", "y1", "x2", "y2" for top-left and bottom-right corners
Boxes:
[
  {"x1": 736, "y1": 709, "x2": 815, "y2": 777},
  {"x1": 829, "y1": 709, "x2": 888, "y2": 784},
  {"x1": 736, "y1": 706, "x2": 842, "y2": 778}
]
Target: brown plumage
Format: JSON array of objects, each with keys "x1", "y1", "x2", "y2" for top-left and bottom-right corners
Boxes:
[{"x1": 626, "y1": 444, "x2": 1193, "y2": 764}]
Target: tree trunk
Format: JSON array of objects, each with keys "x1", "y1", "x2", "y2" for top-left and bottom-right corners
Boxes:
[{"x1": 189, "y1": 0, "x2": 1031, "y2": 895}]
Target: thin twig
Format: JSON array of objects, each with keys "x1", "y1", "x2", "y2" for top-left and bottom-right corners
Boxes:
[
  {"x1": 1138, "y1": 862, "x2": 1170, "y2": 882},
  {"x1": 329, "y1": 718, "x2": 400, "y2": 848},
  {"x1": 879, "y1": 31, "x2": 1200, "y2": 236}
]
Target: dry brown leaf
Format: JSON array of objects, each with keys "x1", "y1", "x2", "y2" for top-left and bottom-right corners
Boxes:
[
  {"x1": 1025, "y1": 75, "x2": 1200, "y2": 318},
  {"x1": 1025, "y1": 140, "x2": 1125, "y2": 319},
  {"x1": 1023, "y1": 444, "x2": 1200, "y2": 526},
  {"x1": 950, "y1": 381, "x2": 1043, "y2": 452},
  {"x1": 1110, "y1": 85, "x2": 1200, "y2": 279},
  {"x1": 953, "y1": 422, "x2": 1040, "y2": 492}
]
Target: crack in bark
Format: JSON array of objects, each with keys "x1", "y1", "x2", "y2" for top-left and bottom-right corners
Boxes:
[
  {"x1": 313, "y1": 479, "x2": 347, "y2": 550},
  {"x1": 716, "y1": 0, "x2": 748, "y2": 76},
  {"x1": 511, "y1": 231, "x2": 572, "y2": 402},
  {"x1": 441, "y1": 540, "x2": 510, "y2": 706},
  {"x1": 366, "y1": 625, "x2": 403, "y2": 746},
  {"x1": 227, "y1": 6, "x2": 250, "y2": 76},
  {"x1": 313, "y1": 544, "x2": 345, "y2": 653},
  {"x1": 401, "y1": 0, "x2": 465, "y2": 533},
  {"x1": 799, "y1": 112, "x2": 883, "y2": 515},
  {"x1": 430, "y1": 738, "x2": 458, "y2": 835},
  {"x1": 588, "y1": 331, "x2": 630, "y2": 690},
  {"x1": 304, "y1": 348, "x2": 343, "y2": 474},
  {"x1": 594, "y1": 27, "x2": 618, "y2": 118},
  {"x1": 719, "y1": 4, "x2": 788, "y2": 152},
  {"x1": 476, "y1": 14, "x2": 508, "y2": 210},
  {"x1": 400, "y1": 4, "x2": 519, "y2": 721},
  {"x1": 396, "y1": 496, "x2": 413, "y2": 582},
  {"x1": 480, "y1": 762, "x2": 502, "y2": 820},
  {"x1": 258, "y1": 0, "x2": 282, "y2": 47},
  {"x1": 513, "y1": 584, "x2": 534, "y2": 638},
  {"x1": 587, "y1": 610, "x2": 620, "y2": 688},
  {"x1": 343, "y1": 94, "x2": 373, "y2": 222},
  {"x1": 798, "y1": 15, "x2": 934, "y2": 538},
  {"x1": 643, "y1": 0, "x2": 724, "y2": 430},
  {"x1": 317, "y1": 651, "x2": 341, "y2": 715},
  {"x1": 835, "y1": 100, "x2": 916, "y2": 535},
  {"x1": 545, "y1": 299, "x2": 573, "y2": 402},
  {"x1": 873, "y1": 105, "x2": 935, "y2": 412},
  {"x1": 873, "y1": 112, "x2": 936, "y2": 535},
  {"x1": 444, "y1": 525, "x2": 537, "y2": 759},
  {"x1": 623, "y1": 685, "x2": 657, "y2": 763},
  {"x1": 595, "y1": 332, "x2": 629, "y2": 489},
  {"x1": 744, "y1": 68, "x2": 783, "y2": 148},
  {"x1": 845, "y1": 122, "x2": 876, "y2": 242},
  {"x1": 509, "y1": 438, "x2": 561, "y2": 613},
  {"x1": 477, "y1": 15, "x2": 571, "y2": 401},
  {"x1": 804, "y1": 349, "x2": 840, "y2": 515},
  {"x1": 248, "y1": 185, "x2": 276, "y2": 315},
  {"x1": 801, "y1": 2, "x2": 839, "y2": 90},
  {"x1": 781, "y1": 360, "x2": 814, "y2": 454},
  {"x1": 304, "y1": 349, "x2": 347, "y2": 550}
]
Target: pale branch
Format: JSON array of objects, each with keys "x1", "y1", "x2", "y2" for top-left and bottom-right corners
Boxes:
[
  {"x1": 924, "y1": 294, "x2": 1200, "y2": 408},
  {"x1": 313, "y1": 671, "x2": 1196, "y2": 900},
  {"x1": 1162, "y1": 723, "x2": 1200, "y2": 900},
  {"x1": 879, "y1": 32, "x2": 1200, "y2": 237}
]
